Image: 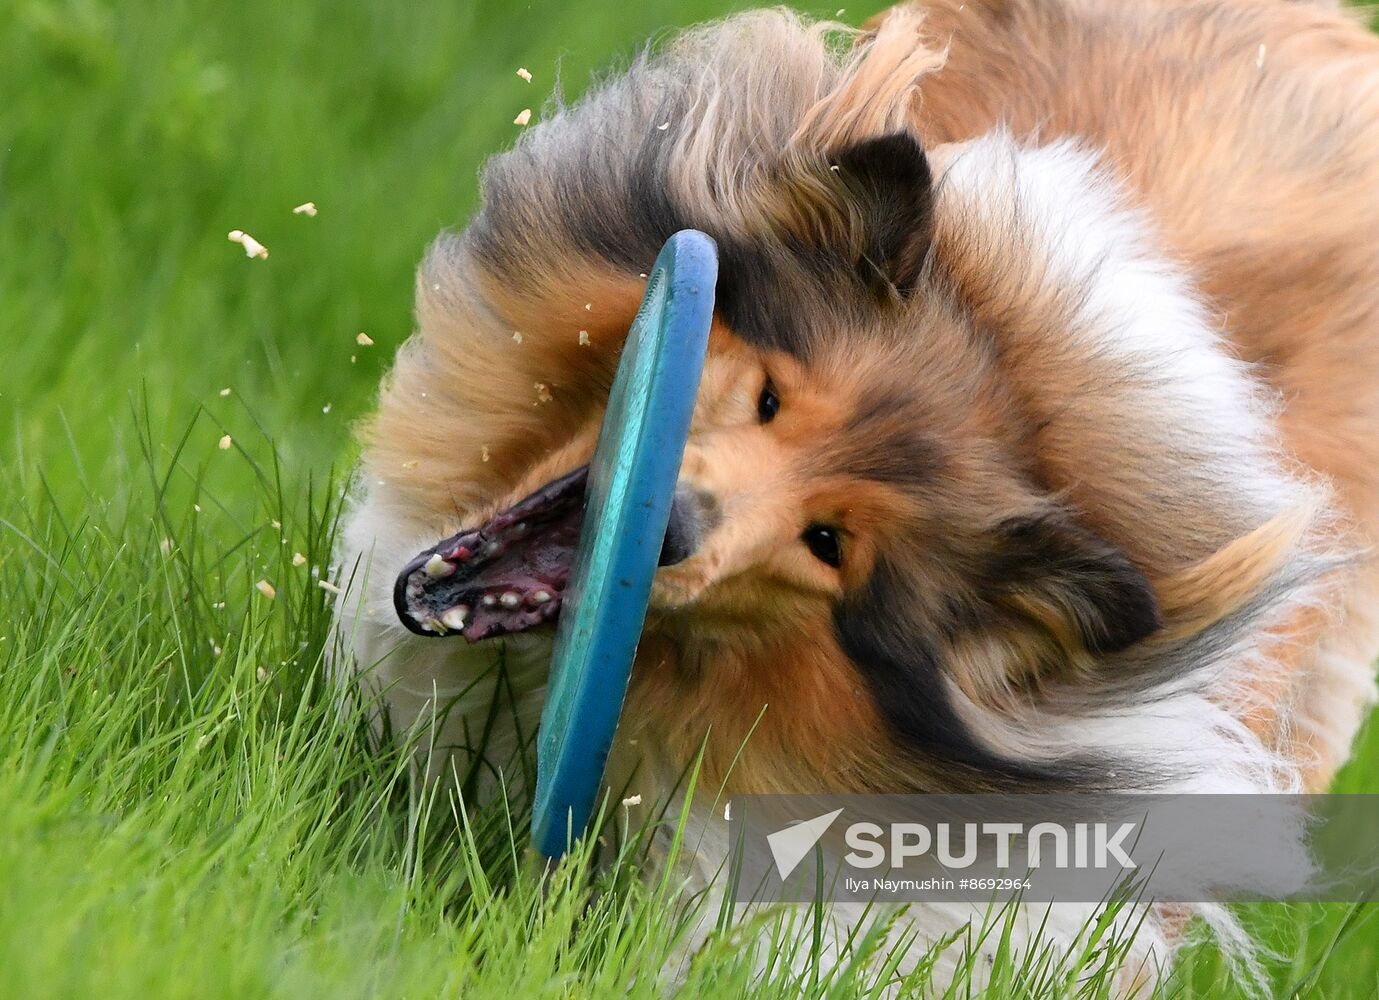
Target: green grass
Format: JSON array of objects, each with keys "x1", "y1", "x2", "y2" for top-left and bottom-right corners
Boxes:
[{"x1": 3, "y1": 0, "x2": 1378, "y2": 996}]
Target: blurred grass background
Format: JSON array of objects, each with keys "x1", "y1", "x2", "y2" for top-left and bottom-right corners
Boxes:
[{"x1": 2, "y1": 0, "x2": 1377, "y2": 996}]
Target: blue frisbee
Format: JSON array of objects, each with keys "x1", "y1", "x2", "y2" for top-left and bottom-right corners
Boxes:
[{"x1": 530, "y1": 230, "x2": 717, "y2": 859}]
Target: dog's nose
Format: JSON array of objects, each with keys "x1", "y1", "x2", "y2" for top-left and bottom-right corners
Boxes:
[
  {"x1": 659, "y1": 486, "x2": 715, "y2": 567},
  {"x1": 659, "y1": 491, "x2": 698, "y2": 567}
]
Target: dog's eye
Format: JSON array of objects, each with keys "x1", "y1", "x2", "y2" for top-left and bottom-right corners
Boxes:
[
  {"x1": 802, "y1": 525, "x2": 841, "y2": 568},
  {"x1": 757, "y1": 381, "x2": 780, "y2": 424}
]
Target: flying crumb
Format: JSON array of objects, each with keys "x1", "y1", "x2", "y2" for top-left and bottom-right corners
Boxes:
[
  {"x1": 356, "y1": 332, "x2": 374, "y2": 346},
  {"x1": 218, "y1": 434, "x2": 232, "y2": 450},
  {"x1": 292, "y1": 201, "x2": 318, "y2": 217},
  {"x1": 481, "y1": 445, "x2": 491, "y2": 463},
  {"x1": 255, "y1": 579, "x2": 276, "y2": 600},
  {"x1": 401, "y1": 459, "x2": 418, "y2": 470},
  {"x1": 724, "y1": 801, "x2": 732, "y2": 821},
  {"x1": 656, "y1": 121, "x2": 670, "y2": 131},
  {"x1": 513, "y1": 108, "x2": 532, "y2": 126},
  {"x1": 534, "y1": 382, "x2": 553, "y2": 404},
  {"x1": 292, "y1": 552, "x2": 307, "y2": 567},
  {"x1": 639, "y1": 272, "x2": 648, "y2": 279},
  {"x1": 516, "y1": 67, "x2": 532, "y2": 82},
  {"x1": 1257, "y1": 43, "x2": 1266, "y2": 68},
  {"x1": 318, "y1": 579, "x2": 342, "y2": 595},
  {"x1": 227, "y1": 229, "x2": 268, "y2": 260},
  {"x1": 584, "y1": 302, "x2": 592, "y2": 311},
  {"x1": 512, "y1": 331, "x2": 524, "y2": 344},
  {"x1": 219, "y1": 387, "x2": 232, "y2": 397},
  {"x1": 578, "y1": 330, "x2": 590, "y2": 346},
  {"x1": 830, "y1": 164, "x2": 841, "y2": 172},
  {"x1": 621, "y1": 794, "x2": 642, "y2": 807}
]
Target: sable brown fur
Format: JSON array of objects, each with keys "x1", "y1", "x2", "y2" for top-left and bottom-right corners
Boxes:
[
  {"x1": 336, "y1": 0, "x2": 1379, "y2": 983},
  {"x1": 882, "y1": 0, "x2": 1379, "y2": 785}
]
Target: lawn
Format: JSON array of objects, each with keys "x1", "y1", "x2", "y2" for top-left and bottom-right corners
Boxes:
[{"x1": 2, "y1": 0, "x2": 1377, "y2": 996}]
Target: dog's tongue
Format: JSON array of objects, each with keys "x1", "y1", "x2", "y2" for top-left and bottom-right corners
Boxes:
[{"x1": 395, "y1": 467, "x2": 588, "y2": 641}]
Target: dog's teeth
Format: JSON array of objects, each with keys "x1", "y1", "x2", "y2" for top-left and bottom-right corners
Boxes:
[
  {"x1": 482, "y1": 594, "x2": 498, "y2": 607},
  {"x1": 423, "y1": 553, "x2": 452, "y2": 579},
  {"x1": 483, "y1": 541, "x2": 501, "y2": 557},
  {"x1": 499, "y1": 591, "x2": 521, "y2": 609},
  {"x1": 531, "y1": 590, "x2": 552, "y2": 605},
  {"x1": 512, "y1": 522, "x2": 528, "y2": 536},
  {"x1": 441, "y1": 605, "x2": 470, "y2": 630}
]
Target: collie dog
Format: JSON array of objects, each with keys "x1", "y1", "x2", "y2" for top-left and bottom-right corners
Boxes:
[{"x1": 333, "y1": 0, "x2": 1379, "y2": 984}]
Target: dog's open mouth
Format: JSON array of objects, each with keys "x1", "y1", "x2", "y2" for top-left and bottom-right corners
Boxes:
[{"x1": 395, "y1": 467, "x2": 589, "y2": 641}]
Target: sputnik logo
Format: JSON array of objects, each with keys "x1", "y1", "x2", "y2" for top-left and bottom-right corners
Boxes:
[{"x1": 766, "y1": 808, "x2": 844, "y2": 880}]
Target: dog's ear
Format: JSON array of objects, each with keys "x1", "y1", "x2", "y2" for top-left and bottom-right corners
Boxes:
[
  {"x1": 829, "y1": 131, "x2": 934, "y2": 295},
  {"x1": 990, "y1": 513, "x2": 1162, "y2": 657}
]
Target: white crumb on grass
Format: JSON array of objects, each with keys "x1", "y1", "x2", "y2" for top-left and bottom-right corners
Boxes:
[
  {"x1": 292, "y1": 552, "x2": 307, "y2": 567},
  {"x1": 227, "y1": 230, "x2": 268, "y2": 259},
  {"x1": 292, "y1": 201, "x2": 318, "y2": 217},
  {"x1": 356, "y1": 332, "x2": 374, "y2": 346},
  {"x1": 219, "y1": 387, "x2": 232, "y2": 397},
  {"x1": 218, "y1": 434, "x2": 232, "y2": 450},
  {"x1": 255, "y1": 580, "x2": 276, "y2": 600},
  {"x1": 513, "y1": 108, "x2": 532, "y2": 126},
  {"x1": 318, "y1": 579, "x2": 342, "y2": 595},
  {"x1": 516, "y1": 67, "x2": 532, "y2": 82}
]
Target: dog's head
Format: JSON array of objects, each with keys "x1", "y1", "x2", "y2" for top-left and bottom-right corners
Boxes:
[{"x1": 381, "y1": 10, "x2": 1331, "y2": 792}]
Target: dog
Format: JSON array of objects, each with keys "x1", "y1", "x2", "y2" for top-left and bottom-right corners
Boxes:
[{"x1": 333, "y1": 0, "x2": 1379, "y2": 986}]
